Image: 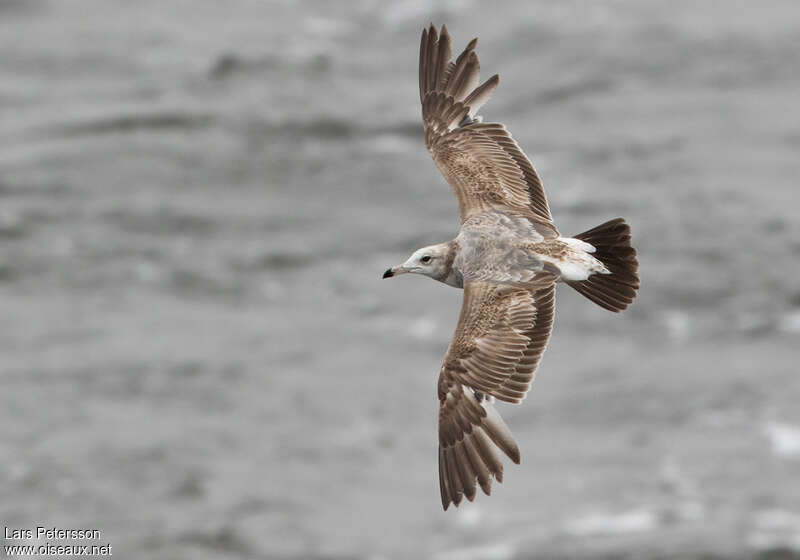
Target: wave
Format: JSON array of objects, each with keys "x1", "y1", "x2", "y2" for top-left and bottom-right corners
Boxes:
[{"x1": 58, "y1": 112, "x2": 215, "y2": 136}]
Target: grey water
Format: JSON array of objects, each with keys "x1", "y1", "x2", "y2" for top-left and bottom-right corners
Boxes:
[{"x1": 1, "y1": 1, "x2": 800, "y2": 558}]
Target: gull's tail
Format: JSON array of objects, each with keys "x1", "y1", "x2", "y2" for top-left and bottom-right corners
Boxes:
[{"x1": 566, "y1": 218, "x2": 639, "y2": 312}]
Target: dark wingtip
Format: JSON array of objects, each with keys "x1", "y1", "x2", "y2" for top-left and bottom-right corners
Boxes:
[{"x1": 382, "y1": 268, "x2": 393, "y2": 279}]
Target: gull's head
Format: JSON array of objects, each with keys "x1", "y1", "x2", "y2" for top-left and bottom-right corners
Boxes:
[{"x1": 383, "y1": 243, "x2": 451, "y2": 281}]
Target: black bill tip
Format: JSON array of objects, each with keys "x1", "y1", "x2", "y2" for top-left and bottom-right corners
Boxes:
[{"x1": 382, "y1": 268, "x2": 394, "y2": 279}]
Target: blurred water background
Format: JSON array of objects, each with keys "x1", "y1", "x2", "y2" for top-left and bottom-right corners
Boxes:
[{"x1": 1, "y1": 1, "x2": 800, "y2": 558}]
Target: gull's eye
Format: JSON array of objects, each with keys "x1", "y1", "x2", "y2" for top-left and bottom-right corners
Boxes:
[{"x1": 420, "y1": 255, "x2": 432, "y2": 264}]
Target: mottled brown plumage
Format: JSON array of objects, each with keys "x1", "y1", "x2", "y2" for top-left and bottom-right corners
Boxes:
[
  {"x1": 421, "y1": 24, "x2": 556, "y2": 237},
  {"x1": 384, "y1": 24, "x2": 640, "y2": 510}
]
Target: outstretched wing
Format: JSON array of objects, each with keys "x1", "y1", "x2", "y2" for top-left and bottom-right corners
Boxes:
[
  {"x1": 420, "y1": 24, "x2": 556, "y2": 236},
  {"x1": 437, "y1": 279, "x2": 556, "y2": 508},
  {"x1": 444, "y1": 280, "x2": 556, "y2": 405}
]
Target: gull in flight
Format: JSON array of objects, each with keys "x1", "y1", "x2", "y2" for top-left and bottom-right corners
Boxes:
[{"x1": 383, "y1": 24, "x2": 640, "y2": 510}]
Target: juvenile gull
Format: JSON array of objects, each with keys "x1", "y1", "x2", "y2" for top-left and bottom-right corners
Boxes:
[{"x1": 383, "y1": 24, "x2": 640, "y2": 510}]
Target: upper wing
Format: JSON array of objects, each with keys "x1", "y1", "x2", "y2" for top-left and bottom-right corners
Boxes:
[
  {"x1": 442, "y1": 279, "x2": 555, "y2": 405},
  {"x1": 437, "y1": 279, "x2": 556, "y2": 508},
  {"x1": 420, "y1": 24, "x2": 556, "y2": 235}
]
